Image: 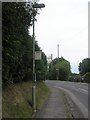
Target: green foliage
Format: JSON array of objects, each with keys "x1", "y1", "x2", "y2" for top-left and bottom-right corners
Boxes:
[
  {"x1": 3, "y1": 81, "x2": 49, "y2": 118},
  {"x1": 68, "y1": 73, "x2": 82, "y2": 82},
  {"x1": 36, "y1": 52, "x2": 47, "y2": 81},
  {"x1": 78, "y1": 58, "x2": 90, "y2": 83},
  {"x1": 58, "y1": 58, "x2": 71, "y2": 81},
  {"x1": 23, "y1": 68, "x2": 33, "y2": 81},
  {"x1": 83, "y1": 72, "x2": 90, "y2": 83},
  {"x1": 2, "y1": 2, "x2": 32, "y2": 86},
  {"x1": 2, "y1": 2, "x2": 47, "y2": 86},
  {"x1": 48, "y1": 57, "x2": 71, "y2": 81},
  {"x1": 79, "y1": 58, "x2": 90, "y2": 75}
]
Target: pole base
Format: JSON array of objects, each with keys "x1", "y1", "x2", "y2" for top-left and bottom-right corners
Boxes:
[{"x1": 34, "y1": 109, "x2": 36, "y2": 113}]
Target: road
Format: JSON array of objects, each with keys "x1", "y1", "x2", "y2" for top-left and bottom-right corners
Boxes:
[{"x1": 45, "y1": 80, "x2": 88, "y2": 118}]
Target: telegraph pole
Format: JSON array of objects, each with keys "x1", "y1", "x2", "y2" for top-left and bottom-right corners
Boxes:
[
  {"x1": 51, "y1": 54, "x2": 53, "y2": 68},
  {"x1": 57, "y1": 44, "x2": 59, "y2": 80}
]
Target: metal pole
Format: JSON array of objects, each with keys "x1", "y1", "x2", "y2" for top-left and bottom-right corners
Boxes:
[
  {"x1": 32, "y1": 9, "x2": 36, "y2": 112},
  {"x1": 31, "y1": 3, "x2": 45, "y2": 112}
]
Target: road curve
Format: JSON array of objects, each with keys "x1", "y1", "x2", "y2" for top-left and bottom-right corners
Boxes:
[{"x1": 45, "y1": 80, "x2": 88, "y2": 118}]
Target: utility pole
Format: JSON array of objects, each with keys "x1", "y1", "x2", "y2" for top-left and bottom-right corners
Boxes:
[
  {"x1": 51, "y1": 54, "x2": 53, "y2": 68},
  {"x1": 57, "y1": 44, "x2": 59, "y2": 80},
  {"x1": 88, "y1": 1, "x2": 90, "y2": 58}
]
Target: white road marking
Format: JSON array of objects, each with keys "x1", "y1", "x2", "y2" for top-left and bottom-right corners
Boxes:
[{"x1": 78, "y1": 88, "x2": 88, "y2": 94}]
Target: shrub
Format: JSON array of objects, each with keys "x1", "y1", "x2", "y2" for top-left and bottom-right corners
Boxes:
[
  {"x1": 23, "y1": 69, "x2": 33, "y2": 81},
  {"x1": 83, "y1": 72, "x2": 90, "y2": 83}
]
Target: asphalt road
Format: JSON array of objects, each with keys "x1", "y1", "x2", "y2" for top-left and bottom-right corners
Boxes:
[{"x1": 45, "y1": 80, "x2": 88, "y2": 118}]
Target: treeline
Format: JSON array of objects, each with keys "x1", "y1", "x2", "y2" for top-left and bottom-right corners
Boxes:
[
  {"x1": 2, "y1": 2, "x2": 47, "y2": 87},
  {"x1": 48, "y1": 57, "x2": 90, "y2": 83},
  {"x1": 69, "y1": 58, "x2": 90, "y2": 83},
  {"x1": 78, "y1": 58, "x2": 90, "y2": 83},
  {"x1": 47, "y1": 57, "x2": 71, "y2": 81}
]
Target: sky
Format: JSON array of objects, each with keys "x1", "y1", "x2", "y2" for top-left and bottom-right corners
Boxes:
[{"x1": 29, "y1": 0, "x2": 88, "y2": 73}]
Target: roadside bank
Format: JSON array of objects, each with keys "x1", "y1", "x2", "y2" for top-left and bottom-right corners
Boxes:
[{"x1": 2, "y1": 81, "x2": 49, "y2": 118}]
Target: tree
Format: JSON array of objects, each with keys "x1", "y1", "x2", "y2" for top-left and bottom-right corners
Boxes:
[
  {"x1": 35, "y1": 52, "x2": 47, "y2": 81},
  {"x1": 83, "y1": 72, "x2": 90, "y2": 83},
  {"x1": 48, "y1": 57, "x2": 71, "y2": 81},
  {"x1": 79, "y1": 58, "x2": 90, "y2": 75},
  {"x1": 2, "y1": 2, "x2": 47, "y2": 86}
]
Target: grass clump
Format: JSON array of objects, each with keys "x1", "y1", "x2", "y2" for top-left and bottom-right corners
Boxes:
[
  {"x1": 62, "y1": 91, "x2": 74, "y2": 118},
  {"x1": 36, "y1": 82, "x2": 49, "y2": 109}
]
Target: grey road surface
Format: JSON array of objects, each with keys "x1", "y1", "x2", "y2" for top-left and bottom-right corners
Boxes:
[{"x1": 45, "y1": 80, "x2": 88, "y2": 118}]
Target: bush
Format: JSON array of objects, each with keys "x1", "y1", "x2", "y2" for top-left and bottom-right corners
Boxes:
[
  {"x1": 83, "y1": 72, "x2": 90, "y2": 83},
  {"x1": 68, "y1": 76, "x2": 74, "y2": 82},
  {"x1": 23, "y1": 68, "x2": 33, "y2": 81},
  {"x1": 75, "y1": 75, "x2": 82, "y2": 82},
  {"x1": 68, "y1": 74, "x2": 82, "y2": 82}
]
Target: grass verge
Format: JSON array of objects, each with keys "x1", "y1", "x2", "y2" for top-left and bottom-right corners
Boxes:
[{"x1": 2, "y1": 81, "x2": 49, "y2": 118}]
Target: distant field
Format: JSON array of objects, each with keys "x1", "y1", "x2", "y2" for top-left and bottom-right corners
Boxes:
[{"x1": 2, "y1": 81, "x2": 49, "y2": 118}]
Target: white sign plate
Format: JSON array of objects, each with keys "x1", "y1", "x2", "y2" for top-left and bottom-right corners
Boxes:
[{"x1": 35, "y1": 51, "x2": 42, "y2": 60}]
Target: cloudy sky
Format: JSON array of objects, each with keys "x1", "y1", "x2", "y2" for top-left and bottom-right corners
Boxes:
[{"x1": 30, "y1": 0, "x2": 88, "y2": 73}]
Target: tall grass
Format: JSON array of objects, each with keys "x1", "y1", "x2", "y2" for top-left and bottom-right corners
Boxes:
[{"x1": 2, "y1": 81, "x2": 49, "y2": 118}]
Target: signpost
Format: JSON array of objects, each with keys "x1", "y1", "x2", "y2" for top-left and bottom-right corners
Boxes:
[{"x1": 32, "y1": 2, "x2": 45, "y2": 112}]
